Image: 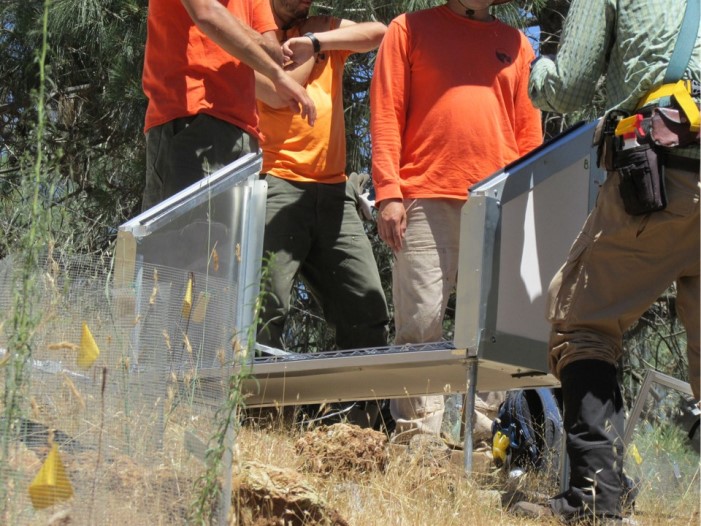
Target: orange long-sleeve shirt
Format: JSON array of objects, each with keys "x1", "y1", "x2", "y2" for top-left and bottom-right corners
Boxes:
[{"x1": 370, "y1": 6, "x2": 542, "y2": 203}]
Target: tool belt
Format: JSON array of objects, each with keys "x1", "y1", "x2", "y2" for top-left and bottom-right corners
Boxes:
[{"x1": 593, "y1": 81, "x2": 700, "y2": 216}]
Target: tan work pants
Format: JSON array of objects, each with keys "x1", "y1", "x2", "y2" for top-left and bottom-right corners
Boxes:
[
  {"x1": 391, "y1": 198, "x2": 463, "y2": 436},
  {"x1": 548, "y1": 165, "x2": 700, "y2": 399}
]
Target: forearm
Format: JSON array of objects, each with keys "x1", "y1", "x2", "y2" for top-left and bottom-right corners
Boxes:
[
  {"x1": 284, "y1": 19, "x2": 387, "y2": 65},
  {"x1": 255, "y1": 56, "x2": 315, "y2": 108},
  {"x1": 260, "y1": 31, "x2": 285, "y2": 66},
  {"x1": 371, "y1": 107, "x2": 404, "y2": 202},
  {"x1": 370, "y1": 20, "x2": 407, "y2": 203},
  {"x1": 370, "y1": 84, "x2": 405, "y2": 202},
  {"x1": 181, "y1": 0, "x2": 283, "y2": 82},
  {"x1": 315, "y1": 21, "x2": 387, "y2": 53},
  {"x1": 529, "y1": 0, "x2": 614, "y2": 113},
  {"x1": 515, "y1": 54, "x2": 543, "y2": 154}
]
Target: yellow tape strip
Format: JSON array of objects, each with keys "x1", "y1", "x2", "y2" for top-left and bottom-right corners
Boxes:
[{"x1": 673, "y1": 83, "x2": 700, "y2": 132}]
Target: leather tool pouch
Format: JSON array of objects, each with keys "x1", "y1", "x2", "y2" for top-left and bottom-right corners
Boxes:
[
  {"x1": 614, "y1": 142, "x2": 667, "y2": 215},
  {"x1": 650, "y1": 107, "x2": 700, "y2": 147}
]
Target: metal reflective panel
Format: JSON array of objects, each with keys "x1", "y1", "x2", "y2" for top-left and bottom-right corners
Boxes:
[{"x1": 455, "y1": 120, "x2": 606, "y2": 384}]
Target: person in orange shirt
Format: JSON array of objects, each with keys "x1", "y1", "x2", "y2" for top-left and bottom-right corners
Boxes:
[
  {"x1": 141, "y1": 0, "x2": 316, "y2": 211},
  {"x1": 370, "y1": 0, "x2": 542, "y2": 438},
  {"x1": 254, "y1": 1, "x2": 388, "y2": 372}
]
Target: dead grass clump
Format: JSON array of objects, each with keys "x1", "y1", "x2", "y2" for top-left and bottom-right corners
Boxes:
[
  {"x1": 295, "y1": 423, "x2": 388, "y2": 477},
  {"x1": 233, "y1": 460, "x2": 348, "y2": 526},
  {"x1": 63, "y1": 450, "x2": 192, "y2": 524}
]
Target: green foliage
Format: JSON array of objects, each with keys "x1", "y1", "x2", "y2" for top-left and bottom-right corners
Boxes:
[
  {"x1": 627, "y1": 420, "x2": 700, "y2": 505},
  {"x1": 0, "y1": 0, "x2": 55, "y2": 516},
  {"x1": 0, "y1": 0, "x2": 147, "y2": 260},
  {"x1": 622, "y1": 289, "x2": 690, "y2": 413}
]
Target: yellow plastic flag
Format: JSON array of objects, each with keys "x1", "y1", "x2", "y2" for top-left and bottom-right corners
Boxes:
[
  {"x1": 28, "y1": 443, "x2": 74, "y2": 509},
  {"x1": 182, "y1": 277, "x2": 193, "y2": 318},
  {"x1": 629, "y1": 443, "x2": 643, "y2": 465},
  {"x1": 78, "y1": 322, "x2": 100, "y2": 369},
  {"x1": 191, "y1": 292, "x2": 209, "y2": 323},
  {"x1": 492, "y1": 430, "x2": 510, "y2": 464}
]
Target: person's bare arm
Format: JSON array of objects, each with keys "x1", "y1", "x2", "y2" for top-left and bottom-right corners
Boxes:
[
  {"x1": 180, "y1": 0, "x2": 315, "y2": 124},
  {"x1": 255, "y1": 51, "x2": 316, "y2": 109},
  {"x1": 283, "y1": 19, "x2": 387, "y2": 66}
]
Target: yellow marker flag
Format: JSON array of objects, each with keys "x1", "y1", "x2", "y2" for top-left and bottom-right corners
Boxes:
[
  {"x1": 629, "y1": 443, "x2": 643, "y2": 465},
  {"x1": 191, "y1": 292, "x2": 209, "y2": 323},
  {"x1": 28, "y1": 443, "x2": 74, "y2": 509},
  {"x1": 78, "y1": 322, "x2": 100, "y2": 369},
  {"x1": 182, "y1": 277, "x2": 193, "y2": 318}
]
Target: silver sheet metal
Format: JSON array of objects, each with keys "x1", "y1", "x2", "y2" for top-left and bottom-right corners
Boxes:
[
  {"x1": 113, "y1": 152, "x2": 267, "y2": 370},
  {"x1": 114, "y1": 121, "x2": 603, "y2": 407},
  {"x1": 455, "y1": 120, "x2": 605, "y2": 385}
]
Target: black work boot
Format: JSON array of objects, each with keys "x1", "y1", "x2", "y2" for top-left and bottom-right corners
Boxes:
[{"x1": 550, "y1": 359, "x2": 626, "y2": 522}]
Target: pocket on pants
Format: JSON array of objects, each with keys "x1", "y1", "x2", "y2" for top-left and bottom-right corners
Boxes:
[{"x1": 547, "y1": 230, "x2": 592, "y2": 324}]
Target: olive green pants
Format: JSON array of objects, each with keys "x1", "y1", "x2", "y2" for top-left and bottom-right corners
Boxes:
[
  {"x1": 257, "y1": 175, "x2": 389, "y2": 351},
  {"x1": 143, "y1": 114, "x2": 257, "y2": 211}
]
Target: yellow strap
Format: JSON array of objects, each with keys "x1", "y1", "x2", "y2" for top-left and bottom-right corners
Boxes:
[
  {"x1": 673, "y1": 84, "x2": 700, "y2": 132},
  {"x1": 636, "y1": 80, "x2": 689, "y2": 108},
  {"x1": 637, "y1": 80, "x2": 700, "y2": 132}
]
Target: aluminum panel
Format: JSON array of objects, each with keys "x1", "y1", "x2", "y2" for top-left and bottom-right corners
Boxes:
[{"x1": 455, "y1": 120, "x2": 606, "y2": 383}]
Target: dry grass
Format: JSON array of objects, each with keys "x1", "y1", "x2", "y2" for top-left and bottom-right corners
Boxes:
[
  {"x1": 233, "y1": 421, "x2": 700, "y2": 526},
  {"x1": 0, "y1": 381, "x2": 699, "y2": 525}
]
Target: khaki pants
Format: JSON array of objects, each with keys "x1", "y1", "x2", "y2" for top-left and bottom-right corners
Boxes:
[
  {"x1": 391, "y1": 198, "x2": 463, "y2": 436},
  {"x1": 548, "y1": 165, "x2": 700, "y2": 399}
]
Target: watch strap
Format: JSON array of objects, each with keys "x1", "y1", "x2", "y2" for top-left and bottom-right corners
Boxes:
[{"x1": 303, "y1": 32, "x2": 321, "y2": 54}]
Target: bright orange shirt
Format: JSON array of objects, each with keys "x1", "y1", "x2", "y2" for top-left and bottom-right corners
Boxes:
[
  {"x1": 142, "y1": 0, "x2": 277, "y2": 139},
  {"x1": 258, "y1": 23, "x2": 351, "y2": 184},
  {"x1": 371, "y1": 6, "x2": 543, "y2": 202}
]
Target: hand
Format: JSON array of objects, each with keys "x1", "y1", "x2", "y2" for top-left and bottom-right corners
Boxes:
[
  {"x1": 377, "y1": 199, "x2": 406, "y2": 252},
  {"x1": 272, "y1": 72, "x2": 316, "y2": 126},
  {"x1": 530, "y1": 54, "x2": 555, "y2": 71},
  {"x1": 282, "y1": 36, "x2": 316, "y2": 67}
]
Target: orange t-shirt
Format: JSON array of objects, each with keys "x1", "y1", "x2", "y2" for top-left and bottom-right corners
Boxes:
[
  {"x1": 142, "y1": 0, "x2": 277, "y2": 139},
  {"x1": 257, "y1": 23, "x2": 351, "y2": 184},
  {"x1": 370, "y1": 6, "x2": 543, "y2": 202}
]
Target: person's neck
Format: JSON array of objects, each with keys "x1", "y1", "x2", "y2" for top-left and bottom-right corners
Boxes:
[{"x1": 446, "y1": 1, "x2": 492, "y2": 22}]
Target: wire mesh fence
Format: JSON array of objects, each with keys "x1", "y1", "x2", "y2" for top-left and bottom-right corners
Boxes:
[
  {"x1": 0, "y1": 155, "x2": 267, "y2": 525},
  {"x1": 0, "y1": 250, "x2": 249, "y2": 525}
]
